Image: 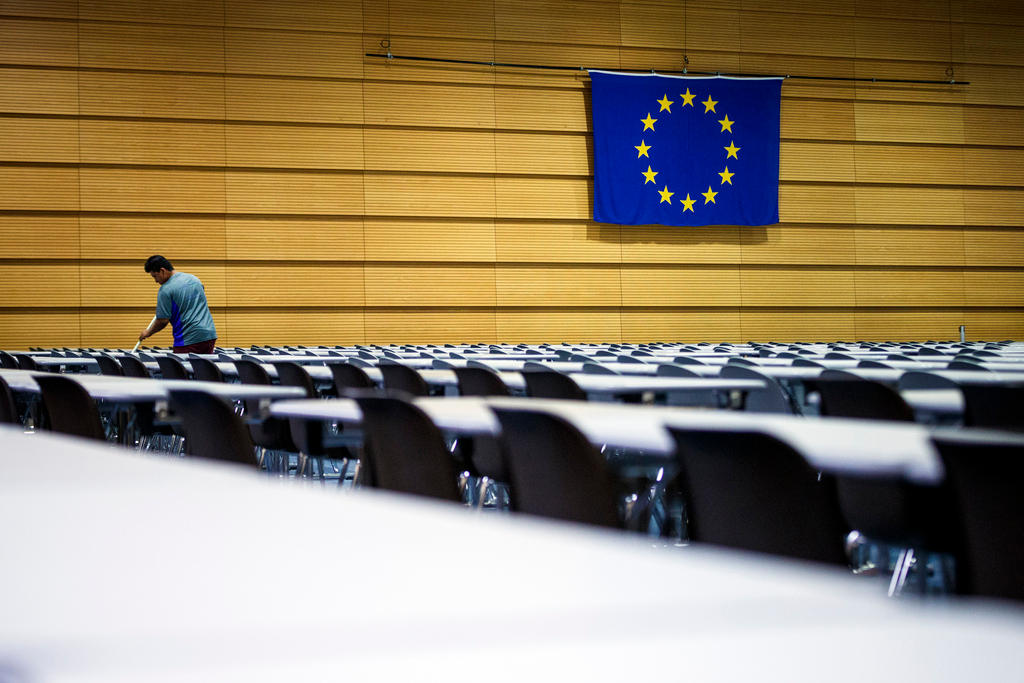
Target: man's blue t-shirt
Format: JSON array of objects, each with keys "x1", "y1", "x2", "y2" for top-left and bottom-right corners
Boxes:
[{"x1": 155, "y1": 272, "x2": 217, "y2": 346}]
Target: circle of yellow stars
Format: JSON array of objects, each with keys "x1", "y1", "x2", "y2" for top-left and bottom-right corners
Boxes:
[{"x1": 633, "y1": 86, "x2": 741, "y2": 214}]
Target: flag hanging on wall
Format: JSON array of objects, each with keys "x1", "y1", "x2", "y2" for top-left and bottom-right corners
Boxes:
[{"x1": 590, "y1": 71, "x2": 783, "y2": 227}]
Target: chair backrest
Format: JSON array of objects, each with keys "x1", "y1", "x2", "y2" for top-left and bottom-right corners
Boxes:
[
  {"x1": 0, "y1": 350, "x2": 20, "y2": 369},
  {"x1": 272, "y1": 362, "x2": 321, "y2": 454},
  {"x1": 232, "y1": 360, "x2": 295, "y2": 452},
  {"x1": 330, "y1": 362, "x2": 377, "y2": 393},
  {"x1": 960, "y1": 384, "x2": 1024, "y2": 432},
  {"x1": 352, "y1": 396, "x2": 461, "y2": 502},
  {"x1": 522, "y1": 370, "x2": 587, "y2": 400},
  {"x1": 932, "y1": 432, "x2": 1024, "y2": 601},
  {"x1": 14, "y1": 353, "x2": 39, "y2": 371},
  {"x1": 378, "y1": 362, "x2": 430, "y2": 397},
  {"x1": 156, "y1": 355, "x2": 190, "y2": 380},
  {"x1": 168, "y1": 389, "x2": 257, "y2": 467},
  {"x1": 272, "y1": 362, "x2": 317, "y2": 397},
  {"x1": 656, "y1": 363, "x2": 699, "y2": 377},
  {"x1": 665, "y1": 428, "x2": 850, "y2": 565},
  {"x1": 814, "y1": 376, "x2": 916, "y2": 422},
  {"x1": 720, "y1": 365, "x2": 794, "y2": 414},
  {"x1": 453, "y1": 366, "x2": 511, "y2": 397},
  {"x1": 189, "y1": 357, "x2": 225, "y2": 383},
  {"x1": 95, "y1": 353, "x2": 124, "y2": 376},
  {"x1": 118, "y1": 356, "x2": 152, "y2": 378},
  {"x1": 0, "y1": 375, "x2": 18, "y2": 424},
  {"x1": 492, "y1": 407, "x2": 621, "y2": 528},
  {"x1": 34, "y1": 375, "x2": 106, "y2": 441}
]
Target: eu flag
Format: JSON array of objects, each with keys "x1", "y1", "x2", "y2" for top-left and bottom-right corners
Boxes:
[{"x1": 590, "y1": 71, "x2": 782, "y2": 227}]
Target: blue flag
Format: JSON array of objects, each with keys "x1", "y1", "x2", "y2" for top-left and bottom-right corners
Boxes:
[{"x1": 590, "y1": 71, "x2": 782, "y2": 227}]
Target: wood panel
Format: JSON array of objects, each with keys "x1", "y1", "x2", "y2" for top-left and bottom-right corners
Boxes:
[
  {"x1": 495, "y1": 0, "x2": 621, "y2": 46},
  {"x1": 0, "y1": 310, "x2": 80, "y2": 347},
  {"x1": 226, "y1": 171, "x2": 364, "y2": 215},
  {"x1": 964, "y1": 147, "x2": 1024, "y2": 187},
  {"x1": 0, "y1": 68, "x2": 78, "y2": 114},
  {"x1": 855, "y1": 269, "x2": 966, "y2": 307},
  {"x1": 854, "y1": 16, "x2": 958, "y2": 62},
  {"x1": 227, "y1": 217, "x2": 364, "y2": 261},
  {"x1": 226, "y1": 263, "x2": 364, "y2": 306},
  {"x1": 80, "y1": 120, "x2": 226, "y2": 165},
  {"x1": 80, "y1": 72, "x2": 225, "y2": 119},
  {"x1": 620, "y1": 225, "x2": 742, "y2": 264},
  {"x1": 226, "y1": 123, "x2": 362, "y2": 170},
  {"x1": 0, "y1": 116, "x2": 78, "y2": 162},
  {"x1": 854, "y1": 145, "x2": 964, "y2": 185},
  {"x1": 621, "y1": 308, "x2": 742, "y2": 342},
  {"x1": 0, "y1": 166, "x2": 78, "y2": 210},
  {"x1": 364, "y1": 218, "x2": 494, "y2": 262},
  {"x1": 495, "y1": 87, "x2": 589, "y2": 131},
  {"x1": 854, "y1": 309, "x2": 967, "y2": 342},
  {"x1": 854, "y1": 186, "x2": 965, "y2": 226},
  {"x1": 0, "y1": 263, "x2": 79, "y2": 306},
  {"x1": 963, "y1": 21, "x2": 1024, "y2": 67},
  {"x1": 855, "y1": 226, "x2": 965, "y2": 266},
  {"x1": 682, "y1": 6, "x2": 742, "y2": 53},
  {"x1": 963, "y1": 309, "x2": 1024, "y2": 341},
  {"x1": 79, "y1": 22, "x2": 225, "y2": 73},
  {"x1": 372, "y1": 0, "x2": 494, "y2": 39},
  {"x1": 621, "y1": 265, "x2": 741, "y2": 306},
  {"x1": 963, "y1": 188, "x2": 1024, "y2": 227},
  {"x1": 495, "y1": 308, "x2": 621, "y2": 343},
  {"x1": 496, "y1": 265, "x2": 621, "y2": 306},
  {"x1": 495, "y1": 132, "x2": 590, "y2": 175},
  {"x1": 80, "y1": 168, "x2": 225, "y2": 213},
  {"x1": 365, "y1": 129, "x2": 495, "y2": 173},
  {"x1": 0, "y1": 216, "x2": 78, "y2": 259},
  {"x1": 964, "y1": 106, "x2": 1024, "y2": 146},
  {"x1": 364, "y1": 264, "x2": 496, "y2": 306},
  {"x1": 364, "y1": 82, "x2": 495, "y2": 128},
  {"x1": 965, "y1": 271, "x2": 1024, "y2": 307},
  {"x1": 495, "y1": 221, "x2": 620, "y2": 263},
  {"x1": 79, "y1": 0, "x2": 225, "y2": 25},
  {"x1": 779, "y1": 185, "x2": 856, "y2": 224},
  {"x1": 364, "y1": 173, "x2": 494, "y2": 217},
  {"x1": 740, "y1": 224, "x2": 855, "y2": 265},
  {"x1": 619, "y1": 2, "x2": 684, "y2": 48},
  {"x1": 79, "y1": 216, "x2": 226, "y2": 259},
  {"x1": 365, "y1": 308, "x2": 497, "y2": 344},
  {"x1": 80, "y1": 262, "x2": 227, "y2": 308},
  {"x1": 222, "y1": 308, "x2": 365, "y2": 346},
  {"x1": 741, "y1": 10, "x2": 855, "y2": 58},
  {"x1": 493, "y1": 42, "x2": 621, "y2": 76},
  {"x1": 854, "y1": 101, "x2": 964, "y2": 144},
  {"x1": 79, "y1": 307, "x2": 204, "y2": 349},
  {"x1": 780, "y1": 98, "x2": 855, "y2": 140},
  {"x1": 496, "y1": 177, "x2": 590, "y2": 219},
  {"x1": 740, "y1": 267, "x2": 857, "y2": 306},
  {"x1": 225, "y1": 76, "x2": 363, "y2": 124},
  {"x1": 0, "y1": 17, "x2": 78, "y2": 67},
  {"x1": 780, "y1": 141, "x2": 855, "y2": 182},
  {"x1": 740, "y1": 309, "x2": 856, "y2": 342},
  {"x1": 361, "y1": 35, "x2": 496, "y2": 86},
  {"x1": 0, "y1": 0, "x2": 78, "y2": 19},
  {"x1": 225, "y1": 29, "x2": 362, "y2": 78},
  {"x1": 225, "y1": 0, "x2": 362, "y2": 32},
  {"x1": 963, "y1": 228, "x2": 1024, "y2": 266}
]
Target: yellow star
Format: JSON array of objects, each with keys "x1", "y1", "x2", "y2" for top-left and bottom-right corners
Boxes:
[
  {"x1": 702, "y1": 95, "x2": 718, "y2": 113},
  {"x1": 680, "y1": 88, "x2": 695, "y2": 107},
  {"x1": 718, "y1": 114, "x2": 734, "y2": 133},
  {"x1": 658, "y1": 185, "x2": 674, "y2": 204},
  {"x1": 724, "y1": 140, "x2": 740, "y2": 159},
  {"x1": 702, "y1": 186, "x2": 718, "y2": 204},
  {"x1": 718, "y1": 166, "x2": 734, "y2": 185},
  {"x1": 681, "y1": 194, "x2": 696, "y2": 212},
  {"x1": 642, "y1": 165, "x2": 658, "y2": 184},
  {"x1": 641, "y1": 112, "x2": 658, "y2": 131},
  {"x1": 635, "y1": 140, "x2": 651, "y2": 158},
  {"x1": 657, "y1": 94, "x2": 674, "y2": 112}
]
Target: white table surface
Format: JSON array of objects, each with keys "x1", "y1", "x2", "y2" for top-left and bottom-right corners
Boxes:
[{"x1": 3, "y1": 426, "x2": 1023, "y2": 681}]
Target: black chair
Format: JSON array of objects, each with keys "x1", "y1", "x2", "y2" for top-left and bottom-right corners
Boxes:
[
  {"x1": 932, "y1": 431, "x2": 1024, "y2": 601},
  {"x1": 352, "y1": 395, "x2": 462, "y2": 502},
  {"x1": 0, "y1": 350, "x2": 20, "y2": 369},
  {"x1": 273, "y1": 362, "x2": 346, "y2": 479},
  {"x1": 378, "y1": 362, "x2": 430, "y2": 397},
  {"x1": 522, "y1": 369, "x2": 587, "y2": 400},
  {"x1": 119, "y1": 356, "x2": 152, "y2": 378},
  {"x1": 453, "y1": 366, "x2": 511, "y2": 397},
  {"x1": 721, "y1": 365, "x2": 795, "y2": 413},
  {"x1": 665, "y1": 428, "x2": 850, "y2": 565},
  {"x1": 14, "y1": 354, "x2": 40, "y2": 371},
  {"x1": 0, "y1": 375, "x2": 18, "y2": 424},
  {"x1": 156, "y1": 355, "x2": 190, "y2": 380},
  {"x1": 814, "y1": 374, "x2": 916, "y2": 422},
  {"x1": 329, "y1": 362, "x2": 377, "y2": 393},
  {"x1": 34, "y1": 375, "x2": 106, "y2": 441},
  {"x1": 452, "y1": 366, "x2": 512, "y2": 505},
  {"x1": 492, "y1": 407, "x2": 621, "y2": 528},
  {"x1": 190, "y1": 356, "x2": 225, "y2": 383},
  {"x1": 960, "y1": 384, "x2": 1024, "y2": 432},
  {"x1": 168, "y1": 389, "x2": 258, "y2": 467},
  {"x1": 94, "y1": 353, "x2": 124, "y2": 376},
  {"x1": 234, "y1": 359, "x2": 297, "y2": 472}
]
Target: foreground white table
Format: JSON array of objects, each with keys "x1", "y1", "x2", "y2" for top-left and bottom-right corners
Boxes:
[{"x1": 1, "y1": 426, "x2": 1022, "y2": 682}]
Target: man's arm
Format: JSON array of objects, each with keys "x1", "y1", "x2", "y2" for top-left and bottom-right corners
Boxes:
[{"x1": 139, "y1": 318, "x2": 169, "y2": 341}]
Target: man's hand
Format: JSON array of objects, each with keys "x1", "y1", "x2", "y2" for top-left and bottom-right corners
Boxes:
[{"x1": 139, "y1": 330, "x2": 149, "y2": 342}]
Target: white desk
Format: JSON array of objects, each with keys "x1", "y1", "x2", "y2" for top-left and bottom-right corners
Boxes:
[{"x1": 3, "y1": 426, "x2": 1023, "y2": 681}]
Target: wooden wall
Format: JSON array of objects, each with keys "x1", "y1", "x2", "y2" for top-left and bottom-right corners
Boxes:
[{"x1": 0, "y1": 0, "x2": 1021, "y2": 346}]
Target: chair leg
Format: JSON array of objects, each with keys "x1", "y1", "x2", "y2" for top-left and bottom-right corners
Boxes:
[
  {"x1": 888, "y1": 548, "x2": 916, "y2": 597},
  {"x1": 476, "y1": 476, "x2": 490, "y2": 510}
]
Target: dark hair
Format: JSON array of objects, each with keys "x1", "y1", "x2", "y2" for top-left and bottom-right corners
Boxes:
[{"x1": 144, "y1": 255, "x2": 173, "y2": 273}]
